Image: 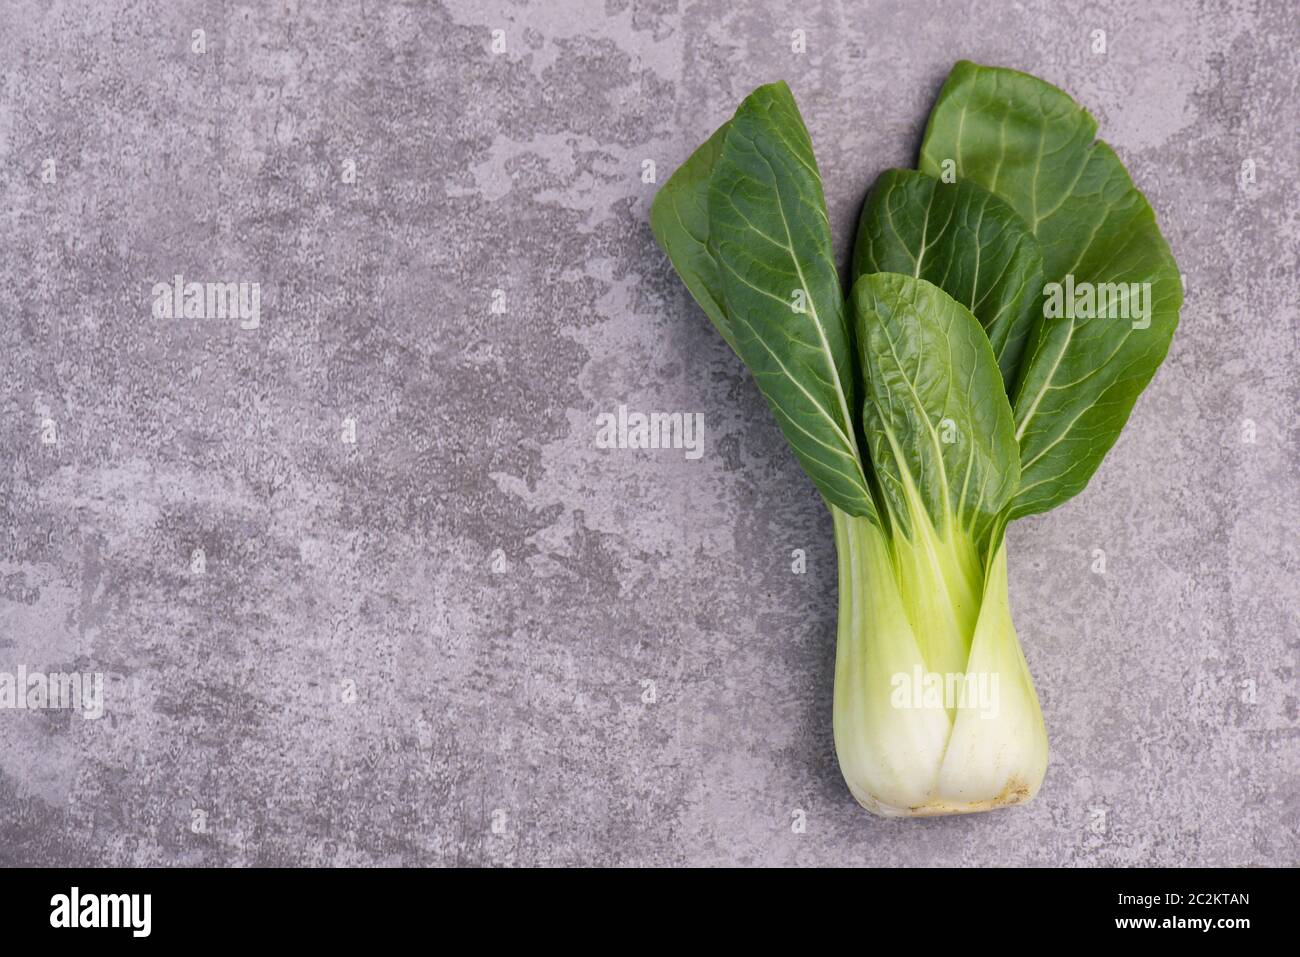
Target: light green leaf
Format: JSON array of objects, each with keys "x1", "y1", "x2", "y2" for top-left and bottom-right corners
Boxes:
[
  {"x1": 919, "y1": 61, "x2": 1182, "y2": 520},
  {"x1": 853, "y1": 272, "x2": 1019, "y2": 548},
  {"x1": 705, "y1": 81, "x2": 879, "y2": 520},
  {"x1": 852, "y1": 169, "x2": 1044, "y2": 397},
  {"x1": 649, "y1": 122, "x2": 736, "y2": 354}
]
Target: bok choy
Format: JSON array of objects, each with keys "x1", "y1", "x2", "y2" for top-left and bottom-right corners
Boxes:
[{"x1": 650, "y1": 62, "x2": 1180, "y2": 816}]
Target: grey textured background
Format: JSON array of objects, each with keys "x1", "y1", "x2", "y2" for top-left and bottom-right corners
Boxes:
[{"x1": 1, "y1": 0, "x2": 1296, "y2": 867}]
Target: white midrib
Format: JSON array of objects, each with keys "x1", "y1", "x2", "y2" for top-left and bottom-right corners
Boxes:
[
  {"x1": 913, "y1": 199, "x2": 933, "y2": 279},
  {"x1": 722, "y1": 263, "x2": 860, "y2": 458},
  {"x1": 764, "y1": 162, "x2": 862, "y2": 462},
  {"x1": 1014, "y1": 322, "x2": 1074, "y2": 442},
  {"x1": 874, "y1": 315, "x2": 953, "y2": 517}
]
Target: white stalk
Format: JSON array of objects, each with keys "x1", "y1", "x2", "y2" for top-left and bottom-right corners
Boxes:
[{"x1": 831, "y1": 506, "x2": 1049, "y2": 817}]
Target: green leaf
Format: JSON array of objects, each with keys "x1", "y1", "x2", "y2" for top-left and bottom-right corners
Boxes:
[
  {"x1": 704, "y1": 81, "x2": 879, "y2": 520},
  {"x1": 852, "y1": 169, "x2": 1044, "y2": 397},
  {"x1": 852, "y1": 272, "x2": 1019, "y2": 548},
  {"x1": 649, "y1": 122, "x2": 736, "y2": 354},
  {"x1": 919, "y1": 61, "x2": 1182, "y2": 520}
]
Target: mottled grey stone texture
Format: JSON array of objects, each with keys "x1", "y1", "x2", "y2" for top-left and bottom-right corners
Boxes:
[{"x1": 0, "y1": 0, "x2": 1295, "y2": 867}]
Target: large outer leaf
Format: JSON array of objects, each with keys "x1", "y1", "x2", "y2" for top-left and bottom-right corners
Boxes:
[
  {"x1": 703, "y1": 82, "x2": 878, "y2": 519},
  {"x1": 853, "y1": 272, "x2": 1019, "y2": 546},
  {"x1": 852, "y1": 169, "x2": 1044, "y2": 396},
  {"x1": 649, "y1": 123, "x2": 736, "y2": 353},
  {"x1": 919, "y1": 61, "x2": 1181, "y2": 519}
]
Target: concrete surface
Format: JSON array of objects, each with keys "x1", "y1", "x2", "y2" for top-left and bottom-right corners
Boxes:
[{"x1": 0, "y1": 0, "x2": 1295, "y2": 866}]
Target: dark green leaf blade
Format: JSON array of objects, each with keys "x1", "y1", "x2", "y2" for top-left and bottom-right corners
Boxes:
[
  {"x1": 853, "y1": 272, "x2": 1020, "y2": 546},
  {"x1": 649, "y1": 122, "x2": 736, "y2": 354},
  {"x1": 919, "y1": 61, "x2": 1182, "y2": 520},
  {"x1": 707, "y1": 81, "x2": 878, "y2": 520},
  {"x1": 852, "y1": 168, "x2": 1044, "y2": 395}
]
